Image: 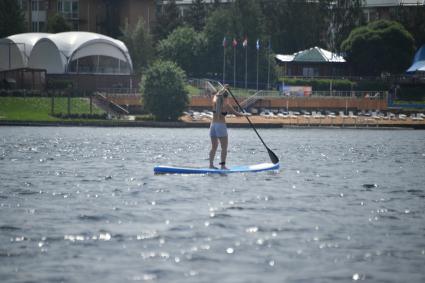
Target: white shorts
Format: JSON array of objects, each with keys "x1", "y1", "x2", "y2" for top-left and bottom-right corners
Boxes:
[{"x1": 209, "y1": 122, "x2": 228, "y2": 138}]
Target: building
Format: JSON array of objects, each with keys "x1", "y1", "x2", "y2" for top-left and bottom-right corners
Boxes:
[
  {"x1": 0, "y1": 31, "x2": 136, "y2": 91},
  {"x1": 363, "y1": 0, "x2": 425, "y2": 21},
  {"x1": 275, "y1": 47, "x2": 347, "y2": 77},
  {"x1": 16, "y1": 0, "x2": 156, "y2": 35},
  {"x1": 158, "y1": 0, "x2": 232, "y2": 16}
]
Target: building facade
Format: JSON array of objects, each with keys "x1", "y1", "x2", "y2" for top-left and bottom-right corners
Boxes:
[
  {"x1": 363, "y1": 0, "x2": 425, "y2": 22},
  {"x1": 16, "y1": 0, "x2": 156, "y2": 36}
]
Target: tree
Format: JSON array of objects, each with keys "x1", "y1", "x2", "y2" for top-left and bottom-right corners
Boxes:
[
  {"x1": 203, "y1": 0, "x2": 276, "y2": 88},
  {"x1": 203, "y1": 8, "x2": 232, "y2": 77},
  {"x1": 153, "y1": 0, "x2": 183, "y2": 42},
  {"x1": 102, "y1": 0, "x2": 121, "y2": 37},
  {"x1": 184, "y1": 0, "x2": 207, "y2": 31},
  {"x1": 391, "y1": 5, "x2": 425, "y2": 47},
  {"x1": 329, "y1": 0, "x2": 365, "y2": 52},
  {"x1": 260, "y1": 0, "x2": 329, "y2": 54},
  {"x1": 120, "y1": 19, "x2": 154, "y2": 75},
  {"x1": 47, "y1": 14, "x2": 71, "y2": 33},
  {"x1": 0, "y1": 0, "x2": 25, "y2": 38},
  {"x1": 141, "y1": 61, "x2": 189, "y2": 121},
  {"x1": 341, "y1": 20, "x2": 415, "y2": 76},
  {"x1": 157, "y1": 26, "x2": 207, "y2": 77}
]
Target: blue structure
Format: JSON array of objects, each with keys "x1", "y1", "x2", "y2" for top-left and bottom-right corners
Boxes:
[{"x1": 407, "y1": 45, "x2": 425, "y2": 73}]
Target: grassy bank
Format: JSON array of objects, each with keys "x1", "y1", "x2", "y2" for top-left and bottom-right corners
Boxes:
[{"x1": 0, "y1": 97, "x2": 104, "y2": 121}]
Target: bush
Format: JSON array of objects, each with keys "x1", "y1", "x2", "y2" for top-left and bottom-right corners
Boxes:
[
  {"x1": 47, "y1": 80, "x2": 73, "y2": 90},
  {"x1": 355, "y1": 80, "x2": 390, "y2": 91},
  {"x1": 51, "y1": 113, "x2": 107, "y2": 119},
  {"x1": 280, "y1": 78, "x2": 354, "y2": 91},
  {"x1": 141, "y1": 60, "x2": 189, "y2": 121},
  {"x1": 279, "y1": 78, "x2": 391, "y2": 91},
  {"x1": 397, "y1": 85, "x2": 425, "y2": 101}
]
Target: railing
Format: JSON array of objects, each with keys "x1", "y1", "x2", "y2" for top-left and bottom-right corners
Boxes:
[
  {"x1": 93, "y1": 92, "x2": 129, "y2": 115},
  {"x1": 96, "y1": 88, "x2": 139, "y2": 96}
]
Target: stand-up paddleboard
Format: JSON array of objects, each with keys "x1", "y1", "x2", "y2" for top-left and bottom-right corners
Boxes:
[{"x1": 154, "y1": 162, "x2": 279, "y2": 174}]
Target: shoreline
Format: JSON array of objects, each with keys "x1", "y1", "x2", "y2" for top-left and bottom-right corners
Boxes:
[{"x1": 1, "y1": 117, "x2": 425, "y2": 129}]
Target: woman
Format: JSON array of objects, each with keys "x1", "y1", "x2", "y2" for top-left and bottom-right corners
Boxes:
[{"x1": 209, "y1": 85, "x2": 247, "y2": 169}]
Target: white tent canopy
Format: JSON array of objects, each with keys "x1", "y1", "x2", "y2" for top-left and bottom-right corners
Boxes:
[
  {"x1": 0, "y1": 38, "x2": 26, "y2": 70},
  {"x1": 1, "y1": 32, "x2": 133, "y2": 74},
  {"x1": 276, "y1": 47, "x2": 345, "y2": 63}
]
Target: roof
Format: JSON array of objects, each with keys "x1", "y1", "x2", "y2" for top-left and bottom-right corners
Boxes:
[
  {"x1": 7, "y1": 33, "x2": 51, "y2": 60},
  {"x1": 275, "y1": 47, "x2": 346, "y2": 63}
]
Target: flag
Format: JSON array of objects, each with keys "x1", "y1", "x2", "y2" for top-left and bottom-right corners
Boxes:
[
  {"x1": 243, "y1": 37, "x2": 248, "y2": 48},
  {"x1": 256, "y1": 39, "x2": 260, "y2": 50},
  {"x1": 232, "y1": 38, "x2": 237, "y2": 48},
  {"x1": 222, "y1": 37, "x2": 227, "y2": 48}
]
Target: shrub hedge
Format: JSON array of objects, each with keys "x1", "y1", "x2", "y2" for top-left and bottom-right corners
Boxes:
[{"x1": 279, "y1": 78, "x2": 391, "y2": 91}]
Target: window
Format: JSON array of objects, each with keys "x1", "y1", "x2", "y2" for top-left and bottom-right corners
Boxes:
[
  {"x1": 68, "y1": 56, "x2": 130, "y2": 74},
  {"x1": 31, "y1": 0, "x2": 39, "y2": 11},
  {"x1": 18, "y1": 0, "x2": 27, "y2": 10},
  {"x1": 57, "y1": 0, "x2": 79, "y2": 19},
  {"x1": 302, "y1": 67, "x2": 319, "y2": 77}
]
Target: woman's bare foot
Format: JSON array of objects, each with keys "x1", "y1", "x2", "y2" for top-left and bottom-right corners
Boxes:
[{"x1": 209, "y1": 165, "x2": 218, "y2": 169}]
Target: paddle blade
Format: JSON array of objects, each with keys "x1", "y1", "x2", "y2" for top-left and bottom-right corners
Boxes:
[{"x1": 267, "y1": 147, "x2": 279, "y2": 164}]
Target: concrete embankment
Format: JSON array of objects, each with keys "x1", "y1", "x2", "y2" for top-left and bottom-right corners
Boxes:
[{"x1": 1, "y1": 115, "x2": 425, "y2": 129}]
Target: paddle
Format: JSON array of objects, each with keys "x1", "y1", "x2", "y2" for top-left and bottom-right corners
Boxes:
[{"x1": 225, "y1": 88, "x2": 279, "y2": 164}]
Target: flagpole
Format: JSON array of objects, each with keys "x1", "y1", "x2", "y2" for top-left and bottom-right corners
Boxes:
[
  {"x1": 223, "y1": 37, "x2": 226, "y2": 84},
  {"x1": 245, "y1": 45, "x2": 247, "y2": 89},
  {"x1": 233, "y1": 39, "x2": 236, "y2": 88},
  {"x1": 267, "y1": 40, "x2": 270, "y2": 90},
  {"x1": 243, "y1": 37, "x2": 248, "y2": 89},
  {"x1": 256, "y1": 39, "x2": 259, "y2": 91}
]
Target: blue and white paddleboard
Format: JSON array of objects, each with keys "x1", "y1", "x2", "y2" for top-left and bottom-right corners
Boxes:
[{"x1": 154, "y1": 162, "x2": 279, "y2": 174}]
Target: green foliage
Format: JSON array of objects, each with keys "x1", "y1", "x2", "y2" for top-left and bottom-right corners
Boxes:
[
  {"x1": 47, "y1": 14, "x2": 71, "y2": 33},
  {"x1": 280, "y1": 78, "x2": 390, "y2": 91},
  {"x1": 355, "y1": 80, "x2": 390, "y2": 91},
  {"x1": 397, "y1": 85, "x2": 425, "y2": 101},
  {"x1": 157, "y1": 26, "x2": 206, "y2": 77},
  {"x1": 341, "y1": 20, "x2": 415, "y2": 76},
  {"x1": 120, "y1": 19, "x2": 154, "y2": 75},
  {"x1": 260, "y1": 0, "x2": 329, "y2": 54},
  {"x1": 153, "y1": 0, "x2": 183, "y2": 42},
  {"x1": 329, "y1": 0, "x2": 365, "y2": 52},
  {"x1": 47, "y1": 80, "x2": 73, "y2": 90},
  {"x1": 281, "y1": 78, "x2": 354, "y2": 91},
  {"x1": 0, "y1": 0, "x2": 25, "y2": 38},
  {"x1": 390, "y1": 5, "x2": 425, "y2": 47},
  {"x1": 0, "y1": 97, "x2": 103, "y2": 121},
  {"x1": 184, "y1": 0, "x2": 207, "y2": 31},
  {"x1": 141, "y1": 61, "x2": 189, "y2": 121},
  {"x1": 203, "y1": 0, "x2": 276, "y2": 87}
]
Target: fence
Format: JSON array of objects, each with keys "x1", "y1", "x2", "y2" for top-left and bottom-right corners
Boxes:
[{"x1": 0, "y1": 68, "x2": 46, "y2": 90}]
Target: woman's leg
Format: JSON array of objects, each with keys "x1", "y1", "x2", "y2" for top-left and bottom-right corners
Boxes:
[
  {"x1": 209, "y1": 137, "x2": 219, "y2": 168},
  {"x1": 219, "y1": 136, "x2": 228, "y2": 169}
]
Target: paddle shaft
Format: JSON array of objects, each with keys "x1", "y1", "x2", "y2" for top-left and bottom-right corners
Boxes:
[{"x1": 226, "y1": 88, "x2": 279, "y2": 164}]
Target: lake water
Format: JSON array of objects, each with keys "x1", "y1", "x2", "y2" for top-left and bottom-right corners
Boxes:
[{"x1": 0, "y1": 127, "x2": 424, "y2": 283}]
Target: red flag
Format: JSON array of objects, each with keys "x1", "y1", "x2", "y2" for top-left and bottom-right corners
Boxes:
[
  {"x1": 232, "y1": 38, "x2": 237, "y2": 48},
  {"x1": 243, "y1": 37, "x2": 248, "y2": 48}
]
